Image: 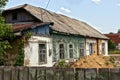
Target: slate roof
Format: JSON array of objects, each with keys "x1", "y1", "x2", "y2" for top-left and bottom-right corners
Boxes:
[
  {"x1": 4, "y1": 4, "x2": 108, "y2": 39},
  {"x1": 105, "y1": 33, "x2": 120, "y2": 45}
]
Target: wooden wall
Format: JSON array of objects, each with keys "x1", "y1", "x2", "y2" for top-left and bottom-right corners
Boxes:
[
  {"x1": 0, "y1": 67, "x2": 120, "y2": 80},
  {"x1": 3, "y1": 9, "x2": 40, "y2": 23},
  {"x1": 52, "y1": 33, "x2": 86, "y2": 61}
]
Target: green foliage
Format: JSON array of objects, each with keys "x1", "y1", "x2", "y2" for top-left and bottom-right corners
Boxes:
[
  {"x1": 0, "y1": 0, "x2": 8, "y2": 13},
  {"x1": 14, "y1": 32, "x2": 32, "y2": 66},
  {"x1": 108, "y1": 40, "x2": 116, "y2": 51},
  {"x1": 56, "y1": 60, "x2": 70, "y2": 68},
  {"x1": 0, "y1": 0, "x2": 15, "y2": 65},
  {"x1": 109, "y1": 50, "x2": 120, "y2": 54},
  {"x1": 25, "y1": 31, "x2": 32, "y2": 40},
  {"x1": 0, "y1": 41, "x2": 11, "y2": 54},
  {"x1": 0, "y1": 23, "x2": 13, "y2": 38},
  {"x1": 118, "y1": 29, "x2": 120, "y2": 33},
  {"x1": 0, "y1": 0, "x2": 8, "y2": 7},
  {"x1": 14, "y1": 41, "x2": 24, "y2": 66}
]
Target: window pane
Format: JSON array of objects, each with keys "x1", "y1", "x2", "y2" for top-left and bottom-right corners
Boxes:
[
  {"x1": 12, "y1": 12, "x2": 17, "y2": 20},
  {"x1": 79, "y1": 43, "x2": 84, "y2": 57},
  {"x1": 59, "y1": 44, "x2": 64, "y2": 59},
  {"x1": 39, "y1": 44, "x2": 46, "y2": 63},
  {"x1": 89, "y1": 43, "x2": 93, "y2": 54},
  {"x1": 69, "y1": 44, "x2": 73, "y2": 48},
  {"x1": 69, "y1": 44, "x2": 73, "y2": 58},
  {"x1": 60, "y1": 44, "x2": 64, "y2": 48},
  {"x1": 102, "y1": 43, "x2": 105, "y2": 54}
]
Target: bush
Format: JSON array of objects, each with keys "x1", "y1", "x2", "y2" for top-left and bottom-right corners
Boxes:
[
  {"x1": 109, "y1": 50, "x2": 120, "y2": 54},
  {"x1": 55, "y1": 60, "x2": 70, "y2": 68},
  {"x1": 108, "y1": 40, "x2": 116, "y2": 51}
]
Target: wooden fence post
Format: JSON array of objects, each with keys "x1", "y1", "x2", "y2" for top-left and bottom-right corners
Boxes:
[
  {"x1": 1, "y1": 67, "x2": 120, "y2": 80},
  {"x1": 75, "y1": 68, "x2": 78, "y2": 80},
  {"x1": 0, "y1": 66, "x2": 4, "y2": 80}
]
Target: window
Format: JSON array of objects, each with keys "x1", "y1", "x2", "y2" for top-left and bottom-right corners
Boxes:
[
  {"x1": 89, "y1": 43, "x2": 93, "y2": 54},
  {"x1": 59, "y1": 44, "x2": 64, "y2": 59},
  {"x1": 79, "y1": 43, "x2": 84, "y2": 57},
  {"x1": 69, "y1": 44, "x2": 74, "y2": 58},
  {"x1": 39, "y1": 44, "x2": 46, "y2": 63},
  {"x1": 12, "y1": 12, "x2": 17, "y2": 20},
  {"x1": 102, "y1": 43, "x2": 105, "y2": 55}
]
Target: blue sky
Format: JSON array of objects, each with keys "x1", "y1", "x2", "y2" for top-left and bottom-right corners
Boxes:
[{"x1": 5, "y1": 0, "x2": 120, "y2": 33}]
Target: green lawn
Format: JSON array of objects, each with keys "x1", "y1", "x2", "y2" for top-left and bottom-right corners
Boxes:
[{"x1": 109, "y1": 50, "x2": 120, "y2": 54}]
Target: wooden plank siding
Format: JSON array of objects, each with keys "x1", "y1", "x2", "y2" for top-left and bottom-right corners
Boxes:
[
  {"x1": 0, "y1": 66, "x2": 120, "y2": 80},
  {"x1": 22, "y1": 25, "x2": 50, "y2": 36},
  {"x1": 52, "y1": 33, "x2": 86, "y2": 61},
  {"x1": 3, "y1": 9, "x2": 40, "y2": 23}
]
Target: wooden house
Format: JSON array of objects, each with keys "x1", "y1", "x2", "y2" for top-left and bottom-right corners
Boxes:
[{"x1": 3, "y1": 4, "x2": 108, "y2": 67}]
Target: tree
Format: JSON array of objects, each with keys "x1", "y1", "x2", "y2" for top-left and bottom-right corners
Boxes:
[
  {"x1": 108, "y1": 40, "x2": 116, "y2": 51},
  {"x1": 0, "y1": 0, "x2": 14, "y2": 65},
  {"x1": 117, "y1": 29, "x2": 120, "y2": 33},
  {"x1": 0, "y1": 0, "x2": 8, "y2": 13}
]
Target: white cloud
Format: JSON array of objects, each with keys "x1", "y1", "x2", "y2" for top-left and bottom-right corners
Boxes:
[
  {"x1": 116, "y1": 3, "x2": 120, "y2": 6},
  {"x1": 91, "y1": 0, "x2": 101, "y2": 5},
  {"x1": 60, "y1": 7, "x2": 71, "y2": 13},
  {"x1": 56, "y1": 11, "x2": 63, "y2": 14}
]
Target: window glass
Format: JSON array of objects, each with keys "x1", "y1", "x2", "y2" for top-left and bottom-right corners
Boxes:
[
  {"x1": 102, "y1": 43, "x2": 105, "y2": 55},
  {"x1": 69, "y1": 44, "x2": 73, "y2": 58},
  {"x1": 12, "y1": 12, "x2": 17, "y2": 20},
  {"x1": 80, "y1": 43, "x2": 84, "y2": 57},
  {"x1": 59, "y1": 44, "x2": 64, "y2": 59},
  {"x1": 89, "y1": 43, "x2": 93, "y2": 54},
  {"x1": 39, "y1": 44, "x2": 46, "y2": 63}
]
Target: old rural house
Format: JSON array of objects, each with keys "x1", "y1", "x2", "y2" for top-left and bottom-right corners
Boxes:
[
  {"x1": 105, "y1": 33, "x2": 120, "y2": 50},
  {"x1": 3, "y1": 4, "x2": 108, "y2": 67}
]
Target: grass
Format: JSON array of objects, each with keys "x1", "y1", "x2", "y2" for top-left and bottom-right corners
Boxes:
[{"x1": 109, "y1": 50, "x2": 120, "y2": 54}]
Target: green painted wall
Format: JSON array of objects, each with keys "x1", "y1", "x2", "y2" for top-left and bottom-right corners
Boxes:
[{"x1": 52, "y1": 33, "x2": 86, "y2": 61}]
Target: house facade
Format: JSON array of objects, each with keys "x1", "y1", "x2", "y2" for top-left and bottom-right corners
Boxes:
[{"x1": 3, "y1": 4, "x2": 108, "y2": 67}]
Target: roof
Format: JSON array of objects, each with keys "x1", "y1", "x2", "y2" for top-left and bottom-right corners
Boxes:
[
  {"x1": 105, "y1": 33, "x2": 120, "y2": 45},
  {"x1": 4, "y1": 4, "x2": 108, "y2": 39},
  {"x1": 12, "y1": 22, "x2": 53, "y2": 32}
]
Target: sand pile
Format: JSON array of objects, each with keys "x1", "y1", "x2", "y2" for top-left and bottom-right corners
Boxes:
[{"x1": 71, "y1": 54, "x2": 115, "y2": 68}]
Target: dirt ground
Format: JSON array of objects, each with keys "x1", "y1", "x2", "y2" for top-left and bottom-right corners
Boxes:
[{"x1": 71, "y1": 54, "x2": 115, "y2": 68}]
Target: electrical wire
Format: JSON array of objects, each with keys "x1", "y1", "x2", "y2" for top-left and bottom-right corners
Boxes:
[
  {"x1": 41, "y1": 0, "x2": 51, "y2": 22},
  {"x1": 45, "y1": 0, "x2": 51, "y2": 9}
]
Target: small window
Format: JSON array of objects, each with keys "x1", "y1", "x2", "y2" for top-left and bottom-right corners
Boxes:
[
  {"x1": 12, "y1": 12, "x2": 17, "y2": 20},
  {"x1": 69, "y1": 44, "x2": 74, "y2": 58},
  {"x1": 79, "y1": 43, "x2": 84, "y2": 57},
  {"x1": 102, "y1": 43, "x2": 105, "y2": 55},
  {"x1": 39, "y1": 44, "x2": 46, "y2": 63},
  {"x1": 89, "y1": 43, "x2": 93, "y2": 54},
  {"x1": 59, "y1": 44, "x2": 64, "y2": 59}
]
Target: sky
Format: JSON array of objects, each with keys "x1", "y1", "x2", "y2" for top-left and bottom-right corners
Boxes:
[{"x1": 5, "y1": 0, "x2": 120, "y2": 34}]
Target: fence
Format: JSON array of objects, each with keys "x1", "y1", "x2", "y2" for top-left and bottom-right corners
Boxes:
[{"x1": 0, "y1": 66, "x2": 120, "y2": 80}]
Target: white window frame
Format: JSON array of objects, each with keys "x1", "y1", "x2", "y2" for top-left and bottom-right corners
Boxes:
[
  {"x1": 79, "y1": 43, "x2": 85, "y2": 57},
  {"x1": 38, "y1": 43, "x2": 47, "y2": 64},
  {"x1": 59, "y1": 43, "x2": 65, "y2": 59},
  {"x1": 89, "y1": 43, "x2": 93, "y2": 55},
  {"x1": 68, "y1": 43, "x2": 74, "y2": 59},
  {"x1": 102, "y1": 43, "x2": 105, "y2": 55}
]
